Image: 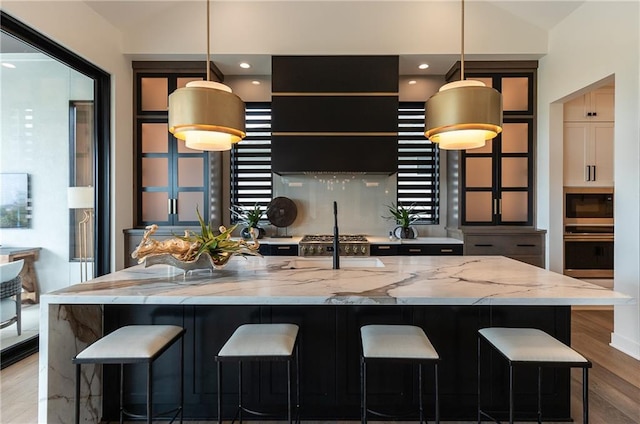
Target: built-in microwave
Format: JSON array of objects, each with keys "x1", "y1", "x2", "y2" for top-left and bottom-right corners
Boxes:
[{"x1": 564, "y1": 187, "x2": 614, "y2": 225}]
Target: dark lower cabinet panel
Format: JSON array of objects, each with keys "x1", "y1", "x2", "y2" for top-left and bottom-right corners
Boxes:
[{"x1": 103, "y1": 304, "x2": 571, "y2": 421}]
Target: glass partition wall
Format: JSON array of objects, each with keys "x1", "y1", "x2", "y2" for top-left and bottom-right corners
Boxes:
[{"x1": 0, "y1": 12, "x2": 110, "y2": 367}]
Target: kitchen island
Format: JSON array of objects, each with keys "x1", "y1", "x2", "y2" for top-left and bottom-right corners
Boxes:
[{"x1": 39, "y1": 255, "x2": 632, "y2": 423}]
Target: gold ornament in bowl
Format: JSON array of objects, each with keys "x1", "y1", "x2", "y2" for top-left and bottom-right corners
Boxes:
[{"x1": 131, "y1": 208, "x2": 261, "y2": 272}]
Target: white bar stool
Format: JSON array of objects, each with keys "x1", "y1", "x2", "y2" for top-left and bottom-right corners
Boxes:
[
  {"x1": 478, "y1": 327, "x2": 592, "y2": 424},
  {"x1": 215, "y1": 323, "x2": 300, "y2": 424},
  {"x1": 360, "y1": 324, "x2": 440, "y2": 424},
  {"x1": 73, "y1": 324, "x2": 186, "y2": 424}
]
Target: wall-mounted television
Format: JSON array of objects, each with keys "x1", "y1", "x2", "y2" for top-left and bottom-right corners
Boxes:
[{"x1": 0, "y1": 173, "x2": 31, "y2": 228}]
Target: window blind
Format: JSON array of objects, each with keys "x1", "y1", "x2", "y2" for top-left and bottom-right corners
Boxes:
[
  {"x1": 398, "y1": 102, "x2": 440, "y2": 224},
  {"x1": 230, "y1": 103, "x2": 272, "y2": 222}
]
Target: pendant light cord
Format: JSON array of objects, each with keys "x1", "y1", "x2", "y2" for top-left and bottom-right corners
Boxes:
[
  {"x1": 206, "y1": 0, "x2": 211, "y2": 82},
  {"x1": 460, "y1": 0, "x2": 465, "y2": 80}
]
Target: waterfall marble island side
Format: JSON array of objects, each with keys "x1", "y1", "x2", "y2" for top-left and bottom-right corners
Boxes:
[{"x1": 40, "y1": 255, "x2": 632, "y2": 423}]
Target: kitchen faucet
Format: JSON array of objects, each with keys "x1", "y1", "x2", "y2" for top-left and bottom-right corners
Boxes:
[{"x1": 333, "y1": 201, "x2": 340, "y2": 270}]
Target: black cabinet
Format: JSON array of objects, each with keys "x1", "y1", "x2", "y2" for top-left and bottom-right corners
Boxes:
[
  {"x1": 259, "y1": 243, "x2": 299, "y2": 256},
  {"x1": 445, "y1": 61, "x2": 538, "y2": 227},
  {"x1": 371, "y1": 243, "x2": 463, "y2": 256},
  {"x1": 132, "y1": 62, "x2": 217, "y2": 226},
  {"x1": 103, "y1": 304, "x2": 572, "y2": 421},
  {"x1": 399, "y1": 244, "x2": 463, "y2": 256},
  {"x1": 271, "y1": 56, "x2": 398, "y2": 175},
  {"x1": 370, "y1": 244, "x2": 399, "y2": 256}
]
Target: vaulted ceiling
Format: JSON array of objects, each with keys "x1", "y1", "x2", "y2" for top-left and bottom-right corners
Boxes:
[{"x1": 20, "y1": 1, "x2": 590, "y2": 76}]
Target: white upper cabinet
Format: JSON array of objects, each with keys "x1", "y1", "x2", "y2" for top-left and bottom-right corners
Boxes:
[
  {"x1": 564, "y1": 87, "x2": 615, "y2": 122},
  {"x1": 563, "y1": 87, "x2": 614, "y2": 187},
  {"x1": 564, "y1": 121, "x2": 614, "y2": 187}
]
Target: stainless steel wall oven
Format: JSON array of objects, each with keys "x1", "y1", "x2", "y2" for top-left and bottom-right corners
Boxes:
[{"x1": 563, "y1": 187, "x2": 614, "y2": 278}]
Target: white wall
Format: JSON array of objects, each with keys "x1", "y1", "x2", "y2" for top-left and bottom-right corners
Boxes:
[
  {"x1": 2, "y1": 1, "x2": 134, "y2": 272},
  {"x1": 537, "y1": 1, "x2": 640, "y2": 358},
  {"x1": 0, "y1": 55, "x2": 92, "y2": 293}
]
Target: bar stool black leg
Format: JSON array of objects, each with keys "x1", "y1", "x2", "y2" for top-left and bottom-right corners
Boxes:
[
  {"x1": 583, "y1": 368, "x2": 589, "y2": 424},
  {"x1": 75, "y1": 364, "x2": 81, "y2": 424},
  {"x1": 361, "y1": 357, "x2": 367, "y2": 424},
  {"x1": 477, "y1": 336, "x2": 481, "y2": 424},
  {"x1": 418, "y1": 363, "x2": 424, "y2": 424},
  {"x1": 537, "y1": 366, "x2": 543, "y2": 424},
  {"x1": 180, "y1": 336, "x2": 184, "y2": 424},
  {"x1": 509, "y1": 364, "x2": 514, "y2": 424},
  {"x1": 296, "y1": 344, "x2": 300, "y2": 418},
  {"x1": 217, "y1": 360, "x2": 222, "y2": 424},
  {"x1": 238, "y1": 361, "x2": 243, "y2": 424},
  {"x1": 147, "y1": 362, "x2": 153, "y2": 424},
  {"x1": 120, "y1": 364, "x2": 125, "y2": 424},
  {"x1": 435, "y1": 362, "x2": 440, "y2": 424},
  {"x1": 288, "y1": 358, "x2": 292, "y2": 424}
]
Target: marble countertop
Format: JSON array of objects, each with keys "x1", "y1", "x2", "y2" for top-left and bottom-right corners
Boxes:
[{"x1": 43, "y1": 255, "x2": 632, "y2": 307}]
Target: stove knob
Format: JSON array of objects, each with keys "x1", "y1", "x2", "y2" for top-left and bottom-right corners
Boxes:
[
  {"x1": 361, "y1": 246, "x2": 366, "y2": 254},
  {"x1": 301, "y1": 246, "x2": 307, "y2": 255},
  {"x1": 344, "y1": 245, "x2": 350, "y2": 254},
  {"x1": 318, "y1": 246, "x2": 324, "y2": 254},
  {"x1": 308, "y1": 246, "x2": 315, "y2": 254}
]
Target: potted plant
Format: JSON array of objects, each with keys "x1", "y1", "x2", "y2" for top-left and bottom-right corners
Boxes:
[
  {"x1": 231, "y1": 203, "x2": 266, "y2": 239},
  {"x1": 383, "y1": 202, "x2": 418, "y2": 239}
]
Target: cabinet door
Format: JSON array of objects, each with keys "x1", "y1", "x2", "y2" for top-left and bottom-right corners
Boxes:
[
  {"x1": 462, "y1": 119, "x2": 533, "y2": 226},
  {"x1": 563, "y1": 122, "x2": 613, "y2": 186},
  {"x1": 564, "y1": 88, "x2": 614, "y2": 122},
  {"x1": 591, "y1": 122, "x2": 614, "y2": 186},
  {"x1": 135, "y1": 71, "x2": 209, "y2": 226},
  {"x1": 590, "y1": 88, "x2": 615, "y2": 121},
  {"x1": 563, "y1": 123, "x2": 590, "y2": 186},
  {"x1": 459, "y1": 67, "x2": 535, "y2": 227}
]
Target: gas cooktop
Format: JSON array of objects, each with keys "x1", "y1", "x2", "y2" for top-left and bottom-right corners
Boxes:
[{"x1": 299, "y1": 235, "x2": 370, "y2": 256}]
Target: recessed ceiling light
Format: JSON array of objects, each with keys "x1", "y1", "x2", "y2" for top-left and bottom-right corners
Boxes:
[
  {"x1": 239, "y1": 62, "x2": 251, "y2": 69},
  {"x1": 408, "y1": 80, "x2": 417, "y2": 85},
  {"x1": 1, "y1": 63, "x2": 16, "y2": 69},
  {"x1": 251, "y1": 80, "x2": 261, "y2": 85},
  {"x1": 418, "y1": 63, "x2": 429, "y2": 70}
]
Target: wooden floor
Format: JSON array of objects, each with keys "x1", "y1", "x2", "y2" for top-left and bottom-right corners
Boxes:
[{"x1": 1, "y1": 310, "x2": 638, "y2": 424}]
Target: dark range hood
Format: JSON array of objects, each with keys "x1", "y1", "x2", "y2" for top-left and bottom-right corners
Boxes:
[{"x1": 271, "y1": 56, "x2": 399, "y2": 175}]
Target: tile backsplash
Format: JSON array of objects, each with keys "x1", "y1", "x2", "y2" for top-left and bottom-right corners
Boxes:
[{"x1": 271, "y1": 174, "x2": 397, "y2": 236}]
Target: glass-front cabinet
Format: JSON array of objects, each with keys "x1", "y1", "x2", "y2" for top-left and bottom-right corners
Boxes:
[
  {"x1": 462, "y1": 119, "x2": 533, "y2": 225},
  {"x1": 134, "y1": 64, "x2": 210, "y2": 226},
  {"x1": 447, "y1": 62, "x2": 537, "y2": 226}
]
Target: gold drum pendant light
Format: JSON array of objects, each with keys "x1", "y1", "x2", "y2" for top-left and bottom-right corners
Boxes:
[
  {"x1": 168, "y1": 0, "x2": 246, "y2": 151},
  {"x1": 424, "y1": 0, "x2": 502, "y2": 150}
]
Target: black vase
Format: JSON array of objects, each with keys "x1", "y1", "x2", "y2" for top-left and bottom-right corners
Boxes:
[
  {"x1": 394, "y1": 225, "x2": 417, "y2": 239},
  {"x1": 241, "y1": 226, "x2": 265, "y2": 240}
]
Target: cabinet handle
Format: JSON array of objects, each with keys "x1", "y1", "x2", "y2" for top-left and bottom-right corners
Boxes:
[
  {"x1": 585, "y1": 165, "x2": 590, "y2": 181},
  {"x1": 408, "y1": 248, "x2": 422, "y2": 253},
  {"x1": 440, "y1": 248, "x2": 453, "y2": 253},
  {"x1": 592, "y1": 165, "x2": 596, "y2": 181},
  {"x1": 475, "y1": 244, "x2": 493, "y2": 247},
  {"x1": 498, "y1": 198, "x2": 502, "y2": 215},
  {"x1": 493, "y1": 199, "x2": 498, "y2": 215},
  {"x1": 377, "y1": 246, "x2": 391, "y2": 250},
  {"x1": 167, "y1": 198, "x2": 174, "y2": 215},
  {"x1": 277, "y1": 246, "x2": 291, "y2": 250},
  {"x1": 517, "y1": 244, "x2": 536, "y2": 247}
]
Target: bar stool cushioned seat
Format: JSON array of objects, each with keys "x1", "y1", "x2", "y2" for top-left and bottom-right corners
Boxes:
[
  {"x1": 478, "y1": 327, "x2": 592, "y2": 424},
  {"x1": 216, "y1": 323, "x2": 300, "y2": 424},
  {"x1": 360, "y1": 325, "x2": 440, "y2": 424},
  {"x1": 73, "y1": 324, "x2": 186, "y2": 424}
]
